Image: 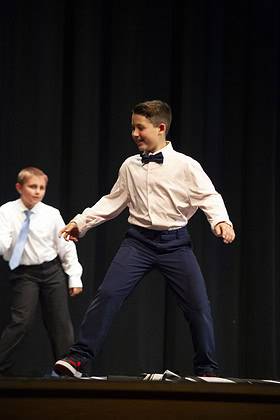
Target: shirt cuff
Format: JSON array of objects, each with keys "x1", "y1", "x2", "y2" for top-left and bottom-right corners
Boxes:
[
  {"x1": 210, "y1": 219, "x2": 233, "y2": 230},
  {"x1": 68, "y1": 276, "x2": 83, "y2": 289},
  {"x1": 71, "y1": 214, "x2": 87, "y2": 237}
]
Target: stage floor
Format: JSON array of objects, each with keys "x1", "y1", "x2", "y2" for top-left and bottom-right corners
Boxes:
[{"x1": 1, "y1": 375, "x2": 280, "y2": 419}]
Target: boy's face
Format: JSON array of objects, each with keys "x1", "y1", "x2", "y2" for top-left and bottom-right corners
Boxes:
[
  {"x1": 16, "y1": 175, "x2": 47, "y2": 209},
  {"x1": 131, "y1": 113, "x2": 166, "y2": 154}
]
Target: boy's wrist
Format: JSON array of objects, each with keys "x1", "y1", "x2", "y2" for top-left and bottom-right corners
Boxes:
[{"x1": 215, "y1": 221, "x2": 233, "y2": 228}]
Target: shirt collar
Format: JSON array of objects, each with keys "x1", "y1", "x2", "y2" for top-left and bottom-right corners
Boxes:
[
  {"x1": 159, "y1": 141, "x2": 173, "y2": 155},
  {"x1": 147, "y1": 141, "x2": 173, "y2": 156},
  {"x1": 17, "y1": 199, "x2": 41, "y2": 214}
]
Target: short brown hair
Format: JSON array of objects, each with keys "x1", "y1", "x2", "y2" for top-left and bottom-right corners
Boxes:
[
  {"x1": 132, "y1": 100, "x2": 172, "y2": 134},
  {"x1": 17, "y1": 167, "x2": 48, "y2": 185}
]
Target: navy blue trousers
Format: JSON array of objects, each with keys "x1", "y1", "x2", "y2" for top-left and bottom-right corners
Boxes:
[{"x1": 70, "y1": 225, "x2": 218, "y2": 375}]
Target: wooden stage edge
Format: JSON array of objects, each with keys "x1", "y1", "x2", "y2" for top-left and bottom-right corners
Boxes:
[{"x1": 1, "y1": 376, "x2": 280, "y2": 419}]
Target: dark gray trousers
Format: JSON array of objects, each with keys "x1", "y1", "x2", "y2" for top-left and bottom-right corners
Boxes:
[{"x1": 0, "y1": 257, "x2": 74, "y2": 373}]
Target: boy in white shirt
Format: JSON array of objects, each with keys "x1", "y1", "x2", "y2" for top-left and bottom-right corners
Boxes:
[
  {"x1": 54, "y1": 100, "x2": 235, "y2": 378},
  {"x1": 0, "y1": 167, "x2": 83, "y2": 376}
]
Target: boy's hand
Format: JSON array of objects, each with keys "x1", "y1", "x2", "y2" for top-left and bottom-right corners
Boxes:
[
  {"x1": 59, "y1": 221, "x2": 79, "y2": 242},
  {"x1": 214, "y1": 222, "x2": 235, "y2": 244},
  {"x1": 69, "y1": 287, "x2": 83, "y2": 297}
]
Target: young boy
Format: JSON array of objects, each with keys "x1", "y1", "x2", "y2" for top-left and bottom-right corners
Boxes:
[
  {"x1": 54, "y1": 100, "x2": 235, "y2": 378},
  {"x1": 0, "y1": 167, "x2": 83, "y2": 376}
]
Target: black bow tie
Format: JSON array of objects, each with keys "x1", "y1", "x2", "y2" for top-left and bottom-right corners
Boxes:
[{"x1": 141, "y1": 152, "x2": 164, "y2": 165}]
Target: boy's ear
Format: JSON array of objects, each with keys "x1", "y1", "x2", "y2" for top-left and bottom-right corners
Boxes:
[
  {"x1": 158, "y1": 123, "x2": 166, "y2": 134},
  {"x1": 15, "y1": 183, "x2": 22, "y2": 194}
]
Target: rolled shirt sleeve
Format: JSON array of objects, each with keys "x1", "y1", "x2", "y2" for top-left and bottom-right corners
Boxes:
[{"x1": 186, "y1": 159, "x2": 232, "y2": 230}]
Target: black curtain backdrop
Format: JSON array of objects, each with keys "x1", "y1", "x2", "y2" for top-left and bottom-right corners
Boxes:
[{"x1": 0, "y1": 0, "x2": 279, "y2": 379}]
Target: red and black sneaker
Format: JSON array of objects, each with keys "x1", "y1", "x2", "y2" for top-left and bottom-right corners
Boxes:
[{"x1": 54, "y1": 356, "x2": 83, "y2": 378}]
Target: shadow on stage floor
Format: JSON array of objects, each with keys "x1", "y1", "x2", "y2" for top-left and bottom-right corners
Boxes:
[{"x1": 1, "y1": 374, "x2": 280, "y2": 419}]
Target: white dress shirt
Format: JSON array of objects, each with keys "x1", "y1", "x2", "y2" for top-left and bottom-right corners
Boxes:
[
  {"x1": 73, "y1": 142, "x2": 232, "y2": 236},
  {"x1": 0, "y1": 199, "x2": 83, "y2": 288}
]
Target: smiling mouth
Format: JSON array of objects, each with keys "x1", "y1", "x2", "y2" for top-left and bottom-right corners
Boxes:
[{"x1": 136, "y1": 140, "x2": 145, "y2": 146}]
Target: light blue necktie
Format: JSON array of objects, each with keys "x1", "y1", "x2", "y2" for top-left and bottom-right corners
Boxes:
[{"x1": 9, "y1": 210, "x2": 32, "y2": 270}]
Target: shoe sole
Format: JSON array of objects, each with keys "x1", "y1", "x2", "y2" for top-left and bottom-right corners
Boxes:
[{"x1": 54, "y1": 361, "x2": 83, "y2": 378}]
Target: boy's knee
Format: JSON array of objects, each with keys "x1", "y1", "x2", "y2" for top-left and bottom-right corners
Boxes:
[
  {"x1": 11, "y1": 311, "x2": 33, "y2": 331},
  {"x1": 98, "y1": 287, "x2": 117, "y2": 301},
  {"x1": 96, "y1": 285, "x2": 127, "y2": 309}
]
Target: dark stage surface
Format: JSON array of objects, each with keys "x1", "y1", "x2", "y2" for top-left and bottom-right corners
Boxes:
[{"x1": 1, "y1": 375, "x2": 280, "y2": 419}]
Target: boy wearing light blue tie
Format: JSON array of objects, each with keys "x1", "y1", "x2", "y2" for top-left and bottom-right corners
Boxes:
[{"x1": 0, "y1": 167, "x2": 83, "y2": 376}]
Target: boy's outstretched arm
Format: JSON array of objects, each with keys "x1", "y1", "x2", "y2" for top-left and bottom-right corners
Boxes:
[
  {"x1": 213, "y1": 222, "x2": 235, "y2": 244},
  {"x1": 59, "y1": 221, "x2": 79, "y2": 242}
]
